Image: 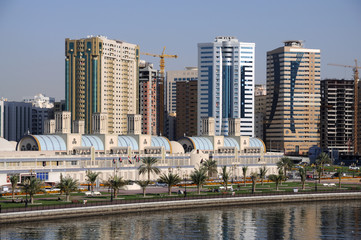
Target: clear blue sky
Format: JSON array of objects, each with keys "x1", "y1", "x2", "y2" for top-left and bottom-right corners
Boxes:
[{"x1": 0, "y1": 0, "x2": 360, "y2": 101}]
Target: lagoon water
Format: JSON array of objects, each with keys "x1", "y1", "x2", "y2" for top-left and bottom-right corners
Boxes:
[{"x1": 1, "y1": 200, "x2": 361, "y2": 239}]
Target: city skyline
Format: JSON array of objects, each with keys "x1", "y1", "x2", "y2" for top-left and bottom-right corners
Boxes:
[{"x1": 0, "y1": 0, "x2": 360, "y2": 101}]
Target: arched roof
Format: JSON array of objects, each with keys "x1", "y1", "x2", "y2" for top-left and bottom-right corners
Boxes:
[
  {"x1": 118, "y1": 136, "x2": 138, "y2": 150},
  {"x1": 224, "y1": 137, "x2": 240, "y2": 149},
  {"x1": 81, "y1": 135, "x2": 104, "y2": 151},
  {"x1": 249, "y1": 137, "x2": 266, "y2": 153},
  {"x1": 33, "y1": 135, "x2": 67, "y2": 151},
  {"x1": 0, "y1": 137, "x2": 16, "y2": 151},
  {"x1": 188, "y1": 137, "x2": 213, "y2": 150},
  {"x1": 170, "y1": 141, "x2": 185, "y2": 154},
  {"x1": 151, "y1": 136, "x2": 171, "y2": 152}
]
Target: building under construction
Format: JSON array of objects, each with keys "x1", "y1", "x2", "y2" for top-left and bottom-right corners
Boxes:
[{"x1": 320, "y1": 79, "x2": 354, "y2": 154}]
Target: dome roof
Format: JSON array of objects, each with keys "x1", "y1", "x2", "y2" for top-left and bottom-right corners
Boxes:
[
  {"x1": 118, "y1": 136, "x2": 138, "y2": 150},
  {"x1": 188, "y1": 137, "x2": 213, "y2": 150},
  {"x1": 0, "y1": 137, "x2": 16, "y2": 151},
  {"x1": 82, "y1": 135, "x2": 104, "y2": 151},
  {"x1": 33, "y1": 135, "x2": 67, "y2": 151},
  {"x1": 151, "y1": 136, "x2": 171, "y2": 152}
]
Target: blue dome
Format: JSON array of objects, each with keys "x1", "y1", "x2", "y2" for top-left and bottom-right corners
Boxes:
[
  {"x1": 151, "y1": 136, "x2": 171, "y2": 152},
  {"x1": 118, "y1": 136, "x2": 139, "y2": 150},
  {"x1": 81, "y1": 135, "x2": 104, "y2": 151},
  {"x1": 188, "y1": 137, "x2": 213, "y2": 150},
  {"x1": 224, "y1": 137, "x2": 240, "y2": 149},
  {"x1": 249, "y1": 137, "x2": 266, "y2": 153},
  {"x1": 33, "y1": 135, "x2": 66, "y2": 151}
]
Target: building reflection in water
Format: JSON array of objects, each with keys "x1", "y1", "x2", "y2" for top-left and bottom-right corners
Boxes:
[{"x1": 1, "y1": 201, "x2": 361, "y2": 239}]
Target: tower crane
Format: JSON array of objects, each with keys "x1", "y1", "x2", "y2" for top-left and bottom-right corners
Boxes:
[
  {"x1": 140, "y1": 47, "x2": 178, "y2": 80},
  {"x1": 140, "y1": 47, "x2": 178, "y2": 136},
  {"x1": 328, "y1": 60, "x2": 361, "y2": 154}
]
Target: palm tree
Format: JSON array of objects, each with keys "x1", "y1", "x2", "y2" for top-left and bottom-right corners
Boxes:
[
  {"x1": 299, "y1": 168, "x2": 307, "y2": 190},
  {"x1": 190, "y1": 168, "x2": 208, "y2": 194},
  {"x1": 259, "y1": 166, "x2": 268, "y2": 185},
  {"x1": 57, "y1": 176, "x2": 78, "y2": 202},
  {"x1": 277, "y1": 157, "x2": 294, "y2": 182},
  {"x1": 316, "y1": 152, "x2": 331, "y2": 176},
  {"x1": 105, "y1": 175, "x2": 125, "y2": 198},
  {"x1": 250, "y1": 172, "x2": 258, "y2": 193},
  {"x1": 221, "y1": 166, "x2": 230, "y2": 190},
  {"x1": 9, "y1": 174, "x2": 19, "y2": 202},
  {"x1": 137, "y1": 180, "x2": 150, "y2": 197},
  {"x1": 337, "y1": 168, "x2": 343, "y2": 189},
  {"x1": 86, "y1": 170, "x2": 100, "y2": 192},
  {"x1": 202, "y1": 159, "x2": 218, "y2": 179},
  {"x1": 159, "y1": 172, "x2": 181, "y2": 195},
  {"x1": 138, "y1": 157, "x2": 161, "y2": 182},
  {"x1": 268, "y1": 169, "x2": 284, "y2": 191},
  {"x1": 22, "y1": 178, "x2": 44, "y2": 204},
  {"x1": 242, "y1": 166, "x2": 248, "y2": 186}
]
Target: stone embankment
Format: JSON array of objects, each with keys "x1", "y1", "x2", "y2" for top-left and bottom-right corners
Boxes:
[{"x1": 1, "y1": 192, "x2": 361, "y2": 224}]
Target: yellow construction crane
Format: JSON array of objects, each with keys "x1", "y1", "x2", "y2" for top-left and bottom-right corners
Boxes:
[
  {"x1": 328, "y1": 60, "x2": 361, "y2": 154},
  {"x1": 140, "y1": 47, "x2": 178, "y2": 79}
]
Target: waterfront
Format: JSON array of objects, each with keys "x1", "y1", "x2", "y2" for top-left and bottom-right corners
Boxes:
[{"x1": 1, "y1": 200, "x2": 360, "y2": 239}]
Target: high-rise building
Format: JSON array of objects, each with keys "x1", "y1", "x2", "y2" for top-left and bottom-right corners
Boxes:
[
  {"x1": 255, "y1": 84, "x2": 266, "y2": 141},
  {"x1": 320, "y1": 79, "x2": 354, "y2": 154},
  {"x1": 176, "y1": 79, "x2": 198, "y2": 139},
  {"x1": 0, "y1": 100, "x2": 32, "y2": 142},
  {"x1": 65, "y1": 36, "x2": 139, "y2": 134},
  {"x1": 265, "y1": 41, "x2": 321, "y2": 154},
  {"x1": 197, "y1": 37, "x2": 255, "y2": 136},
  {"x1": 166, "y1": 67, "x2": 198, "y2": 114},
  {"x1": 139, "y1": 61, "x2": 158, "y2": 135}
]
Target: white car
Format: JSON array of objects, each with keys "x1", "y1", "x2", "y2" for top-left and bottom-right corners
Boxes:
[{"x1": 349, "y1": 166, "x2": 360, "y2": 170}]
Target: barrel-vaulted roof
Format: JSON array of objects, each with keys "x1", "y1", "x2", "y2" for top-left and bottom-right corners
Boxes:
[
  {"x1": 33, "y1": 135, "x2": 67, "y2": 151},
  {"x1": 118, "y1": 136, "x2": 138, "y2": 150},
  {"x1": 249, "y1": 137, "x2": 266, "y2": 153},
  {"x1": 224, "y1": 137, "x2": 240, "y2": 149},
  {"x1": 188, "y1": 137, "x2": 213, "y2": 150},
  {"x1": 151, "y1": 136, "x2": 171, "y2": 152},
  {"x1": 81, "y1": 135, "x2": 104, "y2": 151}
]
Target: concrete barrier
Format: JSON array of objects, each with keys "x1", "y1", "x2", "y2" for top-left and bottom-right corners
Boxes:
[{"x1": 1, "y1": 192, "x2": 361, "y2": 224}]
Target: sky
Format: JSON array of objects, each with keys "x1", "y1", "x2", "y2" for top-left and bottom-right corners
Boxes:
[{"x1": 0, "y1": 0, "x2": 360, "y2": 101}]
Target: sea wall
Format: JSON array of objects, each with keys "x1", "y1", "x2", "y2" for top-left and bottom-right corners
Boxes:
[{"x1": 1, "y1": 192, "x2": 361, "y2": 224}]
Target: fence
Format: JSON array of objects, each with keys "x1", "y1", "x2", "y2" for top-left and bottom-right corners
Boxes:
[{"x1": 1, "y1": 187, "x2": 360, "y2": 214}]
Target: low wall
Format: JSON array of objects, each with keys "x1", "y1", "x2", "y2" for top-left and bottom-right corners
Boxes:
[{"x1": 1, "y1": 192, "x2": 361, "y2": 224}]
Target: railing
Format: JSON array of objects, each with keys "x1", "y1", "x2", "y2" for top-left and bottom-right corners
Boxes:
[{"x1": 1, "y1": 188, "x2": 360, "y2": 214}]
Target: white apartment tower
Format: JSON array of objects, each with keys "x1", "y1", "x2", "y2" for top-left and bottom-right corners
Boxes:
[{"x1": 197, "y1": 37, "x2": 255, "y2": 136}]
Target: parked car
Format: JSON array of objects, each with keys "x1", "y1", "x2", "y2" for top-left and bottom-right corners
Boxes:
[{"x1": 349, "y1": 166, "x2": 360, "y2": 170}]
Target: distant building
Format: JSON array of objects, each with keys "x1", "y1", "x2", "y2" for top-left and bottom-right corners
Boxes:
[
  {"x1": 176, "y1": 79, "x2": 198, "y2": 140},
  {"x1": 320, "y1": 79, "x2": 354, "y2": 154},
  {"x1": 265, "y1": 41, "x2": 321, "y2": 155},
  {"x1": 53, "y1": 100, "x2": 66, "y2": 112},
  {"x1": 65, "y1": 36, "x2": 139, "y2": 134},
  {"x1": 0, "y1": 100, "x2": 32, "y2": 142},
  {"x1": 197, "y1": 37, "x2": 255, "y2": 136},
  {"x1": 139, "y1": 61, "x2": 158, "y2": 135},
  {"x1": 254, "y1": 84, "x2": 266, "y2": 141},
  {"x1": 31, "y1": 107, "x2": 53, "y2": 135},
  {"x1": 23, "y1": 94, "x2": 55, "y2": 108},
  {"x1": 166, "y1": 67, "x2": 198, "y2": 114}
]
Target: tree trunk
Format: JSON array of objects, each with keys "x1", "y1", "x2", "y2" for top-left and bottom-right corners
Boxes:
[
  {"x1": 302, "y1": 181, "x2": 305, "y2": 190},
  {"x1": 276, "y1": 182, "x2": 279, "y2": 191},
  {"x1": 168, "y1": 186, "x2": 172, "y2": 195},
  {"x1": 243, "y1": 177, "x2": 246, "y2": 186},
  {"x1": 252, "y1": 182, "x2": 256, "y2": 193},
  {"x1": 148, "y1": 171, "x2": 150, "y2": 182},
  {"x1": 30, "y1": 195, "x2": 34, "y2": 204},
  {"x1": 143, "y1": 188, "x2": 146, "y2": 197},
  {"x1": 66, "y1": 194, "x2": 70, "y2": 202},
  {"x1": 12, "y1": 191, "x2": 15, "y2": 201},
  {"x1": 197, "y1": 185, "x2": 201, "y2": 195},
  {"x1": 318, "y1": 173, "x2": 321, "y2": 183},
  {"x1": 114, "y1": 189, "x2": 118, "y2": 198},
  {"x1": 339, "y1": 178, "x2": 341, "y2": 189},
  {"x1": 261, "y1": 179, "x2": 264, "y2": 185}
]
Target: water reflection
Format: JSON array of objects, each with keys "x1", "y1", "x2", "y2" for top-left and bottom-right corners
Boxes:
[{"x1": 1, "y1": 200, "x2": 361, "y2": 239}]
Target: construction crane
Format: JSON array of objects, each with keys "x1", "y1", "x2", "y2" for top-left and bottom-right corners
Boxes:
[
  {"x1": 140, "y1": 47, "x2": 178, "y2": 136},
  {"x1": 328, "y1": 60, "x2": 361, "y2": 154},
  {"x1": 140, "y1": 47, "x2": 178, "y2": 79}
]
